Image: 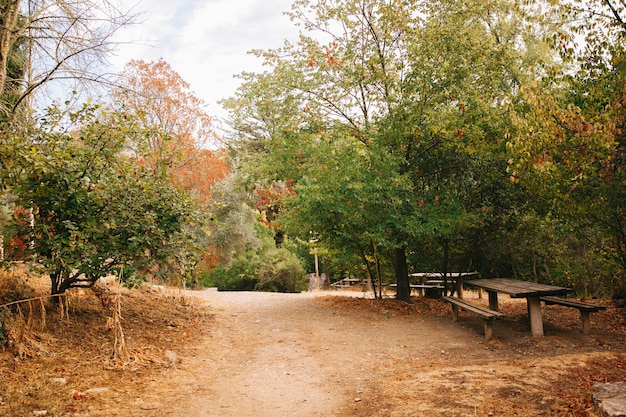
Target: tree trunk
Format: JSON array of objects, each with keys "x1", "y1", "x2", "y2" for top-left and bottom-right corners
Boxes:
[
  {"x1": 0, "y1": 0, "x2": 21, "y2": 95},
  {"x1": 441, "y1": 239, "x2": 450, "y2": 296},
  {"x1": 393, "y1": 246, "x2": 411, "y2": 303},
  {"x1": 357, "y1": 243, "x2": 377, "y2": 298}
]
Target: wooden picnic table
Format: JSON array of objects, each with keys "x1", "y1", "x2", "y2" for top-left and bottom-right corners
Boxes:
[
  {"x1": 330, "y1": 278, "x2": 362, "y2": 288},
  {"x1": 409, "y1": 272, "x2": 478, "y2": 297},
  {"x1": 465, "y1": 278, "x2": 572, "y2": 337}
]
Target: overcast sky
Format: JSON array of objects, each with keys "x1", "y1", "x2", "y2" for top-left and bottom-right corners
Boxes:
[{"x1": 110, "y1": 0, "x2": 299, "y2": 124}]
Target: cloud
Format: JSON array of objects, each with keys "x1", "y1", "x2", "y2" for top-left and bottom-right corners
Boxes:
[{"x1": 110, "y1": 0, "x2": 298, "y2": 122}]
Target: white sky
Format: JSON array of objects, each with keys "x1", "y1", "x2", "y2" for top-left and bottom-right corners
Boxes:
[{"x1": 110, "y1": 0, "x2": 299, "y2": 126}]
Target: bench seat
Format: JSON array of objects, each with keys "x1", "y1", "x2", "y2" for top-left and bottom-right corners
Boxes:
[
  {"x1": 388, "y1": 283, "x2": 444, "y2": 288},
  {"x1": 442, "y1": 296, "x2": 504, "y2": 340},
  {"x1": 540, "y1": 296, "x2": 606, "y2": 335},
  {"x1": 410, "y1": 284, "x2": 444, "y2": 289}
]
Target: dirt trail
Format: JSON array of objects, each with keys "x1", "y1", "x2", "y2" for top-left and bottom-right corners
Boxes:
[
  {"x1": 155, "y1": 289, "x2": 625, "y2": 417},
  {"x1": 161, "y1": 290, "x2": 469, "y2": 416}
]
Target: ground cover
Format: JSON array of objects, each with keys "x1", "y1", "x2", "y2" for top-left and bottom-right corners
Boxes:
[{"x1": 1, "y1": 275, "x2": 625, "y2": 417}]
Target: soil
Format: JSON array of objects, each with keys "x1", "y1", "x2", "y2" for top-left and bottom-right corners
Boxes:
[{"x1": 1, "y1": 282, "x2": 626, "y2": 417}]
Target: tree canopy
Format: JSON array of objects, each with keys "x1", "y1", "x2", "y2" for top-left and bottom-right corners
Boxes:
[
  {"x1": 222, "y1": 0, "x2": 626, "y2": 299},
  {"x1": 1, "y1": 0, "x2": 625, "y2": 300}
]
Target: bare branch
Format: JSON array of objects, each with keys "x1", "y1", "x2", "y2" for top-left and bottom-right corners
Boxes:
[{"x1": 1, "y1": 0, "x2": 140, "y2": 120}]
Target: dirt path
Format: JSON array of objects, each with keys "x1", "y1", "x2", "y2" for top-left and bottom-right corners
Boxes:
[
  {"x1": 159, "y1": 290, "x2": 468, "y2": 416},
  {"x1": 155, "y1": 289, "x2": 625, "y2": 417}
]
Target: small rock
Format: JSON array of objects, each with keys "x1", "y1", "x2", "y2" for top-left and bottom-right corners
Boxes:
[
  {"x1": 594, "y1": 382, "x2": 626, "y2": 417},
  {"x1": 32, "y1": 411, "x2": 48, "y2": 416},
  {"x1": 140, "y1": 403, "x2": 159, "y2": 410},
  {"x1": 354, "y1": 398, "x2": 362, "y2": 402},
  {"x1": 51, "y1": 377, "x2": 67, "y2": 384},
  {"x1": 164, "y1": 350, "x2": 181, "y2": 364},
  {"x1": 85, "y1": 387, "x2": 110, "y2": 394}
]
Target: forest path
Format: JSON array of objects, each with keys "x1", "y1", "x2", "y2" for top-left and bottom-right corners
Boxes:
[{"x1": 162, "y1": 289, "x2": 468, "y2": 416}]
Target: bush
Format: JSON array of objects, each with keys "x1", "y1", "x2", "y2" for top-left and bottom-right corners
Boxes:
[
  {"x1": 256, "y1": 247, "x2": 306, "y2": 293},
  {"x1": 204, "y1": 252, "x2": 260, "y2": 291},
  {"x1": 199, "y1": 246, "x2": 306, "y2": 293}
]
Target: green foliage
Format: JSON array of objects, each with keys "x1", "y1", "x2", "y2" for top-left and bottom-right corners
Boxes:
[
  {"x1": 218, "y1": 0, "x2": 626, "y2": 298},
  {"x1": 225, "y1": 0, "x2": 557, "y2": 300},
  {"x1": 2, "y1": 102, "x2": 205, "y2": 294},
  {"x1": 200, "y1": 219, "x2": 306, "y2": 292},
  {"x1": 205, "y1": 174, "x2": 260, "y2": 264},
  {"x1": 206, "y1": 252, "x2": 260, "y2": 291},
  {"x1": 256, "y1": 247, "x2": 306, "y2": 292}
]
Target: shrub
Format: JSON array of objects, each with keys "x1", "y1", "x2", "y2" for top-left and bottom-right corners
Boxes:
[{"x1": 256, "y1": 247, "x2": 306, "y2": 293}]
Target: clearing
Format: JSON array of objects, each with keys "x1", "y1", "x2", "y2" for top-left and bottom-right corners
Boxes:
[{"x1": 1, "y1": 283, "x2": 625, "y2": 417}]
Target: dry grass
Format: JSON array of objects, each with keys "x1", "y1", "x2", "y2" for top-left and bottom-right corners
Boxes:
[{"x1": 0, "y1": 270, "x2": 212, "y2": 416}]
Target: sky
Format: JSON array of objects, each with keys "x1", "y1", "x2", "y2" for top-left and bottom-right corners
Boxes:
[{"x1": 110, "y1": 0, "x2": 300, "y2": 126}]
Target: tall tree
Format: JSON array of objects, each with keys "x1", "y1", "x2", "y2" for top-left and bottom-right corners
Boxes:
[
  {"x1": 507, "y1": 0, "x2": 626, "y2": 295},
  {"x1": 115, "y1": 59, "x2": 228, "y2": 207},
  {"x1": 227, "y1": 0, "x2": 550, "y2": 301}
]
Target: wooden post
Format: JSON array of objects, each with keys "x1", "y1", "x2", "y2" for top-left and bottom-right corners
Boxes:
[
  {"x1": 451, "y1": 304, "x2": 459, "y2": 322},
  {"x1": 314, "y1": 249, "x2": 319, "y2": 290},
  {"x1": 488, "y1": 291, "x2": 499, "y2": 311},
  {"x1": 581, "y1": 311, "x2": 591, "y2": 335},
  {"x1": 483, "y1": 320, "x2": 493, "y2": 341},
  {"x1": 527, "y1": 296, "x2": 544, "y2": 336}
]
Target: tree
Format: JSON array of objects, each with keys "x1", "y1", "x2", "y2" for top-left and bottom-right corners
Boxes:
[
  {"x1": 114, "y1": 59, "x2": 228, "y2": 207},
  {"x1": 508, "y1": 70, "x2": 626, "y2": 296},
  {"x1": 5, "y1": 102, "x2": 204, "y2": 295},
  {"x1": 0, "y1": 0, "x2": 138, "y2": 120},
  {"x1": 205, "y1": 173, "x2": 261, "y2": 267},
  {"x1": 502, "y1": 0, "x2": 626, "y2": 296},
  {"x1": 227, "y1": 0, "x2": 550, "y2": 301}
]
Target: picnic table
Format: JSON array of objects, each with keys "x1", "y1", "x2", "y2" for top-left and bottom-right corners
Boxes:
[
  {"x1": 465, "y1": 278, "x2": 572, "y2": 337},
  {"x1": 330, "y1": 278, "x2": 362, "y2": 288},
  {"x1": 409, "y1": 272, "x2": 478, "y2": 297}
]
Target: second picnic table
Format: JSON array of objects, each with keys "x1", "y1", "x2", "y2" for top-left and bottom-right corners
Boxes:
[
  {"x1": 465, "y1": 278, "x2": 572, "y2": 337},
  {"x1": 409, "y1": 272, "x2": 478, "y2": 297}
]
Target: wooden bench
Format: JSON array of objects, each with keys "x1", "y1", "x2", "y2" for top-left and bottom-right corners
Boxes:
[
  {"x1": 331, "y1": 278, "x2": 362, "y2": 289},
  {"x1": 388, "y1": 283, "x2": 444, "y2": 297},
  {"x1": 424, "y1": 279, "x2": 456, "y2": 285},
  {"x1": 388, "y1": 283, "x2": 443, "y2": 289},
  {"x1": 442, "y1": 296, "x2": 505, "y2": 341},
  {"x1": 411, "y1": 284, "x2": 444, "y2": 289},
  {"x1": 540, "y1": 296, "x2": 606, "y2": 335}
]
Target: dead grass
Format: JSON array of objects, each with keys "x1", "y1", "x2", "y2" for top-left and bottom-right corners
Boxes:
[
  {"x1": 324, "y1": 292, "x2": 626, "y2": 417},
  {"x1": 0, "y1": 271, "x2": 211, "y2": 417},
  {"x1": 1, "y1": 271, "x2": 625, "y2": 417}
]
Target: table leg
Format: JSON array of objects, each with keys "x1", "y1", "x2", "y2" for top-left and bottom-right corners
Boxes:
[
  {"x1": 488, "y1": 291, "x2": 499, "y2": 311},
  {"x1": 527, "y1": 296, "x2": 544, "y2": 336}
]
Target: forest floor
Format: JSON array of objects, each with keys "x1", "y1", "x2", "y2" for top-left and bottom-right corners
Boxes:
[{"x1": 1, "y1": 276, "x2": 626, "y2": 417}]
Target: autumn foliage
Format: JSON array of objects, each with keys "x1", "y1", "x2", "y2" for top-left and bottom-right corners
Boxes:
[{"x1": 116, "y1": 59, "x2": 229, "y2": 206}]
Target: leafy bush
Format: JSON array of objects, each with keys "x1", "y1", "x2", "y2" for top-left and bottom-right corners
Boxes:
[
  {"x1": 205, "y1": 252, "x2": 260, "y2": 291},
  {"x1": 199, "y1": 231, "x2": 306, "y2": 293},
  {"x1": 256, "y1": 247, "x2": 306, "y2": 293}
]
